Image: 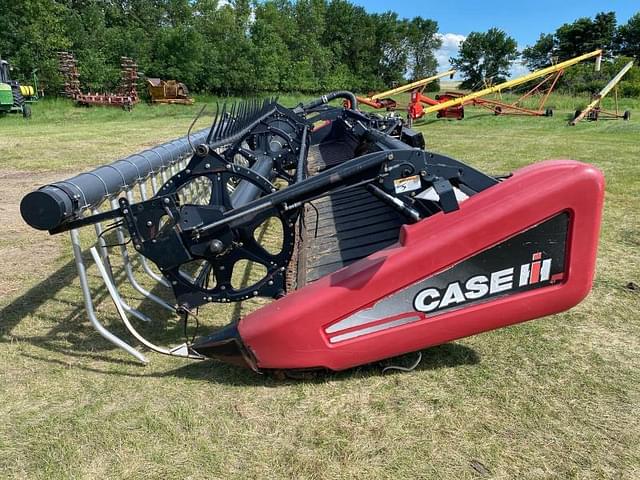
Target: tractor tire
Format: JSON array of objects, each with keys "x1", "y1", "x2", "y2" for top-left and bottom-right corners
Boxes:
[
  {"x1": 545, "y1": 108, "x2": 553, "y2": 117},
  {"x1": 22, "y1": 104, "x2": 31, "y2": 118},
  {"x1": 12, "y1": 88, "x2": 25, "y2": 109},
  {"x1": 623, "y1": 110, "x2": 631, "y2": 121}
]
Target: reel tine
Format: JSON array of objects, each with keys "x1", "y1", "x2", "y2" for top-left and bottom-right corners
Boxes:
[
  {"x1": 207, "y1": 102, "x2": 220, "y2": 144},
  {"x1": 226, "y1": 101, "x2": 238, "y2": 137},
  {"x1": 214, "y1": 101, "x2": 227, "y2": 141}
]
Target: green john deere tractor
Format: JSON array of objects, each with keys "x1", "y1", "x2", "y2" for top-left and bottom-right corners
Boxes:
[{"x1": 1, "y1": 57, "x2": 36, "y2": 118}]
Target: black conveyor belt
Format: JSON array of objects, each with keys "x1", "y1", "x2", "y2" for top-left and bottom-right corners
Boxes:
[{"x1": 299, "y1": 141, "x2": 405, "y2": 284}]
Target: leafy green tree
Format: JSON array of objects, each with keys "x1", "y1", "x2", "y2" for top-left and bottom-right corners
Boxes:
[
  {"x1": 251, "y1": 1, "x2": 292, "y2": 91},
  {"x1": 522, "y1": 33, "x2": 555, "y2": 70},
  {"x1": 406, "y1": 17, "x2": 441, "y2": 81},
  {"x1": 324, "y1": 0, "x2": 377, "y2": 91},
  {"x1": 617, "y1": 13, "x2": 640, "y2": 61},
  {"x1": 372, "y1": 12, "x2": 410, "y2": 88},
  {"x1": 450, "y1": 28, "x2": 518, "y2": 89},
  {"x1": 0, "y1": 0, "x2": 70, "y2": 90},
  {"x1": 0, "y1": 0, "x2": 446, "y2": 96},
  {"x1": 555, "y1": 12, "x2": 617, "y2": 60}
]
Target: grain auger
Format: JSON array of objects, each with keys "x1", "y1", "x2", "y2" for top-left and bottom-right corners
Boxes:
[{"x1": 21, "y1": 92, "x2": 605, "y2": 374}]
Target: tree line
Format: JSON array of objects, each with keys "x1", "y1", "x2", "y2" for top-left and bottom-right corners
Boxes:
[
  {"x1": 450, "y1": 11, "x2": 640, "y2": 95},
  {"x1": 1, "y1": 2, "x2": 638, "y2": 97},
  {"x1": 0, "y1": 0, "x2": 441, "y2": 95},
  {"x1": 521, "y1": 11, "x2": 640, "y2": 96}
]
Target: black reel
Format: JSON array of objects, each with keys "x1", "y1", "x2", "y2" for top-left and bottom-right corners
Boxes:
[
  {"x1": 122, "y1": 152, "x2": 298, "y2": 310},
  {"x1": 223, "y1": 114, "x2": 304, "y2": 183}
]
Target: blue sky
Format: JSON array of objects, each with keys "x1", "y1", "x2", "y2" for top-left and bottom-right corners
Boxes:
[{"x1": 352, "y1": 1, "x2": 638, "y2": 75}]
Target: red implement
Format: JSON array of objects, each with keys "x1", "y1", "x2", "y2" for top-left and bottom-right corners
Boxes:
[{"x1": 240, "y1": 160, "x2": 604, "y2": 371}]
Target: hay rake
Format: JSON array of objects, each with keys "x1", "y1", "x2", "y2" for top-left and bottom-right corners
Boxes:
[{"x1": 21, "y1": 92, "x2": 604, "y2": 373}]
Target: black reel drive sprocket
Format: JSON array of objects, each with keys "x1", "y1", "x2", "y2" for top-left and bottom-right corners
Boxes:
[{"x1": 124, "y1": 151, "x2": 298, "y2": 310}]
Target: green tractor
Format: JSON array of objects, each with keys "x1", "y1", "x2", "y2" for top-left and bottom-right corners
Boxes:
[{"x1": 0, "y1": 57, "x2": 35, "y2": 118}]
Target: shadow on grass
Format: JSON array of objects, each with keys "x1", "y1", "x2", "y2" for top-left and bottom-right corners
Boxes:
[
  {"x1": 1, "y1": 252, "x2": 479, "y2": 385},
  {"x1": 20, "y1": 341, "x2": 479, "y2": 386},
  {"x1": 0, "y1": 253, "x2": 178, "y2": 358},
  {"x1": 166, "y1": 342, "x2": 480, "y2": 386}
]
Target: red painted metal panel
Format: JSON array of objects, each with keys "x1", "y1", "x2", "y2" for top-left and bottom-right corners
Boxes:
[{"x1": 239, "y1": 160, "x2": 604, "y2": 371}]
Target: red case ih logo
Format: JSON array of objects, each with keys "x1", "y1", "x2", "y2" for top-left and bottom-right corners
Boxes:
[{"x1": 414, "y1": 252, "x2": 557, "y2": 313}]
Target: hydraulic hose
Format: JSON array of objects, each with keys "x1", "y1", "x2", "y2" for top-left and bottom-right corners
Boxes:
[{"x1": 297, "y1": 91, "x2": 358, "y2": 112}]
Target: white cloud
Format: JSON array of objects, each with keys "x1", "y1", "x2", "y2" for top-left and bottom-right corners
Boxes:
[
  {"x1": 435, "y1": 33, "x2": 466, "y2": 74},
  {"x1": 509, "y1": 59, "x2": 531, "y2": 79}
]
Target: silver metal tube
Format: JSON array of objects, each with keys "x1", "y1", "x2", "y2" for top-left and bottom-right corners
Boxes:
[
  {"x1": 91, "y1": 208, "x2": 113, "y2": 282},
  {"x1": 70, "y1": 229, "x2": 148, "y2": 363},
  {"x1": 90, "y1": 207, "x2": 153, "y2": 322},
  {"x1": 91, "y1": 247, "x2": 203, "y2": 360}
]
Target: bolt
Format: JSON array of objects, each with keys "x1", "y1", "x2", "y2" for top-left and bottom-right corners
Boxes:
[
  {"x1": 253, "y1": 291, "x2": 259, "y2": 296},
  {"x1": 220, "y1": 285, "x2": 226, "y2": 290},
  {"x1": 172, "y1": 281, "x2": 177, "y2": 285},
  {"x1": 209, "y1": 239, "x2": 225, "y2": 254},
  {"x1": 205, "y1": 163, "x2": 211, "y2": 169},
  {"x1": 164, "y1": 198, "x2": 170, "y2": 204},
  {"x1": 268, "y1": 280, "x2": 274, "y2": 286},
  {"x1": 146, "y1": 221, "x2": 153, "y2": 227},
  {"x1": 420, "y1": 170, "x2": 426, "y2": 177},
  {"x1": 387, "y1": 153, "x2": 394, "y2": 160},
  {"x1": 123, "y1": 209, "x2": 129, "y2": 214}
]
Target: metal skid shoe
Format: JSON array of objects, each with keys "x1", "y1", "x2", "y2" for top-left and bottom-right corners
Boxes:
[{"x1": 21, "y1": 92, "x2": 605, "y2": 375}]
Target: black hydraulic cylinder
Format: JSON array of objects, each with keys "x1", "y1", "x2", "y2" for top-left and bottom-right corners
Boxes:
[
  {"x1": 230, "y1": 155, "x2": 275, "y2": 208},
  {"x1": 20, "y1": 128, "x2": 209, "y2": 231}
]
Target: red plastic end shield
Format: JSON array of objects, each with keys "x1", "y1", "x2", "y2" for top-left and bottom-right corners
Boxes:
[{"x1": 239, "y1": 160, "x2": 605, "y2": 371}]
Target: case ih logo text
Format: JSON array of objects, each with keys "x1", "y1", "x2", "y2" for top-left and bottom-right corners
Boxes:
[{"x1": 414, "y1": 253, "x2": 553, "y2": 313}]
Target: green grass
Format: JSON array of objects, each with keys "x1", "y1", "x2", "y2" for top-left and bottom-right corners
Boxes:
[{"x1": 0, "y1": 95, "x2": 639, "y2": 479}]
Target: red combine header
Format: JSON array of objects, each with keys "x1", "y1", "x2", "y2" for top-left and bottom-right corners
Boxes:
[{"x1": 21, "y1": 93, "x2": 604, "y2": 375}]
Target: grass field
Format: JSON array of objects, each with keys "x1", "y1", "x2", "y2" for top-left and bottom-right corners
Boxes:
[{"x1": 1, "y1": 93, "x2": 639, "y2": 479}]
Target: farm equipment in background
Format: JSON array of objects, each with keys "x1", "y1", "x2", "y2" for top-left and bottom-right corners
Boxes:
[
  {"x1": 408, "y1": 50, "x2": 603, "y2": 124},
  {"x1": 0, "y1": 56, "x2": 38, "y2": 118},
  {"x1": 570, "y1": 60, "x2": 634, "y2": 125},
  {"x1": 348, "y1": 70, "x2": 455, "y2": 110},
  {"x1": 146, "y1": 78, "x2": 195, "y2": 105},
  {"x1": 21, "y1": 92, "x2": 604, "y2": 374},
  {"x1": 57, "y1": 52, "x2": 140, "y2": 110}
]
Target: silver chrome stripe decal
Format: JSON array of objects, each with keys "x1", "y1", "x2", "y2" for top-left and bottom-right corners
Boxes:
[{"x1": 329, "y1": 316, "x2": 421, "y2": 343}]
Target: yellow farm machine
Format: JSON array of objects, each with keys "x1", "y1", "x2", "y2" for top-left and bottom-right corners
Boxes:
[{"x1": 146, "y1": 78, "x2": 194, "y2": 105}]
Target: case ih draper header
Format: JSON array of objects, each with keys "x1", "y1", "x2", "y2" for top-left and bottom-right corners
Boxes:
[{"x1": 21, "y1": 92, "x2": 604, "y2": 374}]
